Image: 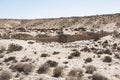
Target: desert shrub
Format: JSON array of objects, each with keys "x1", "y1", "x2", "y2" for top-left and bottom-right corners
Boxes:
[
  {"x1": 7, "y1": 43, "x2": 23, "y2": 53},
  {"x1": 84, "y1": 57, "x2": 93, "y2": 63},
  {"x1": 103, "y1": 49, "x2": 112, "y2": 55},
  {"x1": 81, "y1": 46, "x2": 91, "y2": 52},
  {"x1": 102, "y1": 40, "x2": 108, "y2": 48},
  {"x1": 70, "y1": 51, "x2": 80, "y2": 57},
  {"x1": 112, "y1": 43, "x2": 117, "y2": 49},
  {"x1": 68, "y1": 68, "x2": 83, "y2": 77},
  {"x1": 92, "y1": 73, "x2": 108, "y2": 80},
  {"x1": 117, "y1": 47, "x2": 120, "y2": 51},
  {"x1": 0, "y1": 54, "x2": 4, "y2": 58},
  {"x1": 96, "y1": 50, "x2": 103, "y2": 55},
  {"x1": 28, "y1": 41, "x2": 34, "y2": 44},
  {"x1": 90, "y1": 47, "x2": 98, "y2": 53},
  {"x1": 0, "y1": 46, "x2": 6, "y2": 53},
  {"x1": 63, "y1": 61, "x2": 68, "y2": 64},
  {"x1": 22, "y1": 63, "x2": 33, "y2": 74},
  {"x1": 0, "y1": 70, "x2": 12, "y2": 80},
  {"x1": 96, "y1": 49, "x2": 112, "y2": 55},
  {"x1": 37, "y1": 63, "x2": 50, "y2": 74},
  {"x1": 68, "y1": 68, "x2": 83, "y2": 80},
  {"x1": 68, "y1": 49, "x2": 81, "y2": 59},
  {"x1": 41, "y1": 53, "x2": 49, "y2": 57},
  {"x1": 103, "y1": 56, "x2": 112, "y2": 63},
  {"x1": 53, "y1": 67, "x2": 64, "y2": 77},
  {"x1": 20, "y1": 56, "x2": 30, "y2": 62},
  {"x1": 4, "y1": 56, "x2": 17, "y2": 62},
  {"x1": 68, "y1": 55, "x2": 73, "y2": 59},
  {"x1": 46, "y1": 60, "x2": 58, "y2": 67},
  {"x1": 52, "y1": 51, "x2": 60, "y2": 55},
  {"x1": 114, "y1": 53, "x2": 120, "y2": 59},
  {"x1": 112, "y1": 30, "x2": 119, "y2": 38},
  {"x1": 85, "y1": 65, "x2": 96, "y2": 74},
  {"x1": 10, "y1": 63, "x2": 33, "y2": 74}
]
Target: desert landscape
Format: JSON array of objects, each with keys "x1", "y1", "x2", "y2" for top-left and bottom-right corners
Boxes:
[{"x1": 0, "y1": 13, "x2": 120, "y2": 80}]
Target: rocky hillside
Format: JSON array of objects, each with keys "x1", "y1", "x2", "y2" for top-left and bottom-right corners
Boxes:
[{"x1": 0, "y1": 13, "x2": 120, "y2": 29}]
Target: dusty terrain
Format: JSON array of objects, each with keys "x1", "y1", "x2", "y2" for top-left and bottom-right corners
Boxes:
[{"x1": 0, "y1": 13, "x2": 120, "y2": 80}]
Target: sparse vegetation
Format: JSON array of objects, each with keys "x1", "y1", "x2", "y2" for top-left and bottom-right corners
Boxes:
[
  {"x1": 10, "y1": 63, "x2": 33, "y2": 74},
  {"x1": 41, "y1": 53, "x2": 49, "y2": 57},
  {"x1": 0, "y1": 46, "x2": 6, "y2": 53},
  {"x1": 85, "y1": 65, "x2": 96, "y2": 74},
  {"x1": 114, "y1": 53, "x2": 120, "y2": 59},
  {"x1": 81, "y1": 46, "x2": 91, "y2": 52},
  {"x1": 53, "y1": 67, "x2": 64, "y2": 77},
  {"x1": 68, "y1": 49, "x2": 81, "y2": 59},
  {"x1": 0, "y1": 13, "x2": 120, "y2": 80},
  {"x1": 0, "y1": 70, "x2": 12, "y2": 80},
  {"x1": 67, "y1": 68, "x2": 83, "y2": 80},
  {"x1": 92, "y1": 73, "x2": 108, "y2": 80},
  {"x1": 46, "y1": 60, "x2": 58, "y2": 67},
  {"x1": 103, "y1": 56, "x2": 112, "y2": 63},
  {"x1": 7, "y1": 43, "x2": 23, "y2": 53},
  {"x1": 84, "y1": 57, "x2": 93, "y2": 63},
  {"x1": 0, "y1": 54, "x2": 4, "y2": 58},
  {"x1": 4, "y1": 56, "x2": 17, "y2": 62},
  {"x1": 52, "y1": 51, "x2": 60, "y2": 55},
  {"x1": 37, "y1": 63, "x2": 50, "y2": 74}
]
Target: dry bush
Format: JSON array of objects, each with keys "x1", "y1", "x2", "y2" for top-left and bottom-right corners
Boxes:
[
  {"x1": 10, "y1": 63, "x2": 33, "y2": 74},
  {"x1": 28, "y1": 41, "x2": 34, "y2": 44},
  {"x1": 7, "y1": 43, "x2": 23, "y2": 53},
  {"x1": 37, "y1": 63, "x2": 50, "y2": 74},
  {"x1": 20, "y1": 56, "x2": 30, "y2": 62},
  {"x1": 68, "y1": 49, "x2": 81, "y2": 59},
  {"x1": 92, "y1": 73, "x2": 108, "y2": 80},
  {"x1": 0, "y1": 54, "x2": 4, "y2": 58},
  {"x1": 81, "y1": 46, "x2": 91, "y2": 52},
  {"x1": 67, "y1": 68, "x2": 83, "y2": 80},
  {"x1": 52, "y1": 51, "x2": 60, "y2": 55},
  {"x1": 84, "y1": 57, "x2": 93, "y2": 63},
  {"x1": 85, "y1": 65, "x2": 96, "y2": 74},
  {"x1": 114, "y1": 53, "x2": 120, "y2": 59},
  {"x1": 4, "y1": 56, "x2": 17, "y2": 62},
  {"x1": 63, "y1": 61, "x2": 68, "y2": 64},
  {"x1": 102, "y1": 56, "x2": 112, "y2": 63},
  {"x1": 46, "y1": 60, "x2": 58, "y2": 67},
  {"x1": 0, "y1": 70, "x2": 12, "y2": 80},
  {"x1": 96, "y1": 49, "x2": 112, "y2": 55},
  {"x1": 112, "y1": 43, "x2": 117, "y2": 50},
  {"x1": 112, "y1": 30, "x2": 120, "y2": 38},
  {"x1": 0, "y1": 46, "x2": 6, "y2": 53},
  {"x1": 102, "y1": 40, "x2": 108, "y2": 48},
  {"x1": 53, "y1": 67, "x2": 64, "y2": 77},
  {"x1": 103, "y1": 49, "x2": 112, "y2": 55},
  {"x1": 41, "y1": 53, "x2": 49, "y2": 57}
]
